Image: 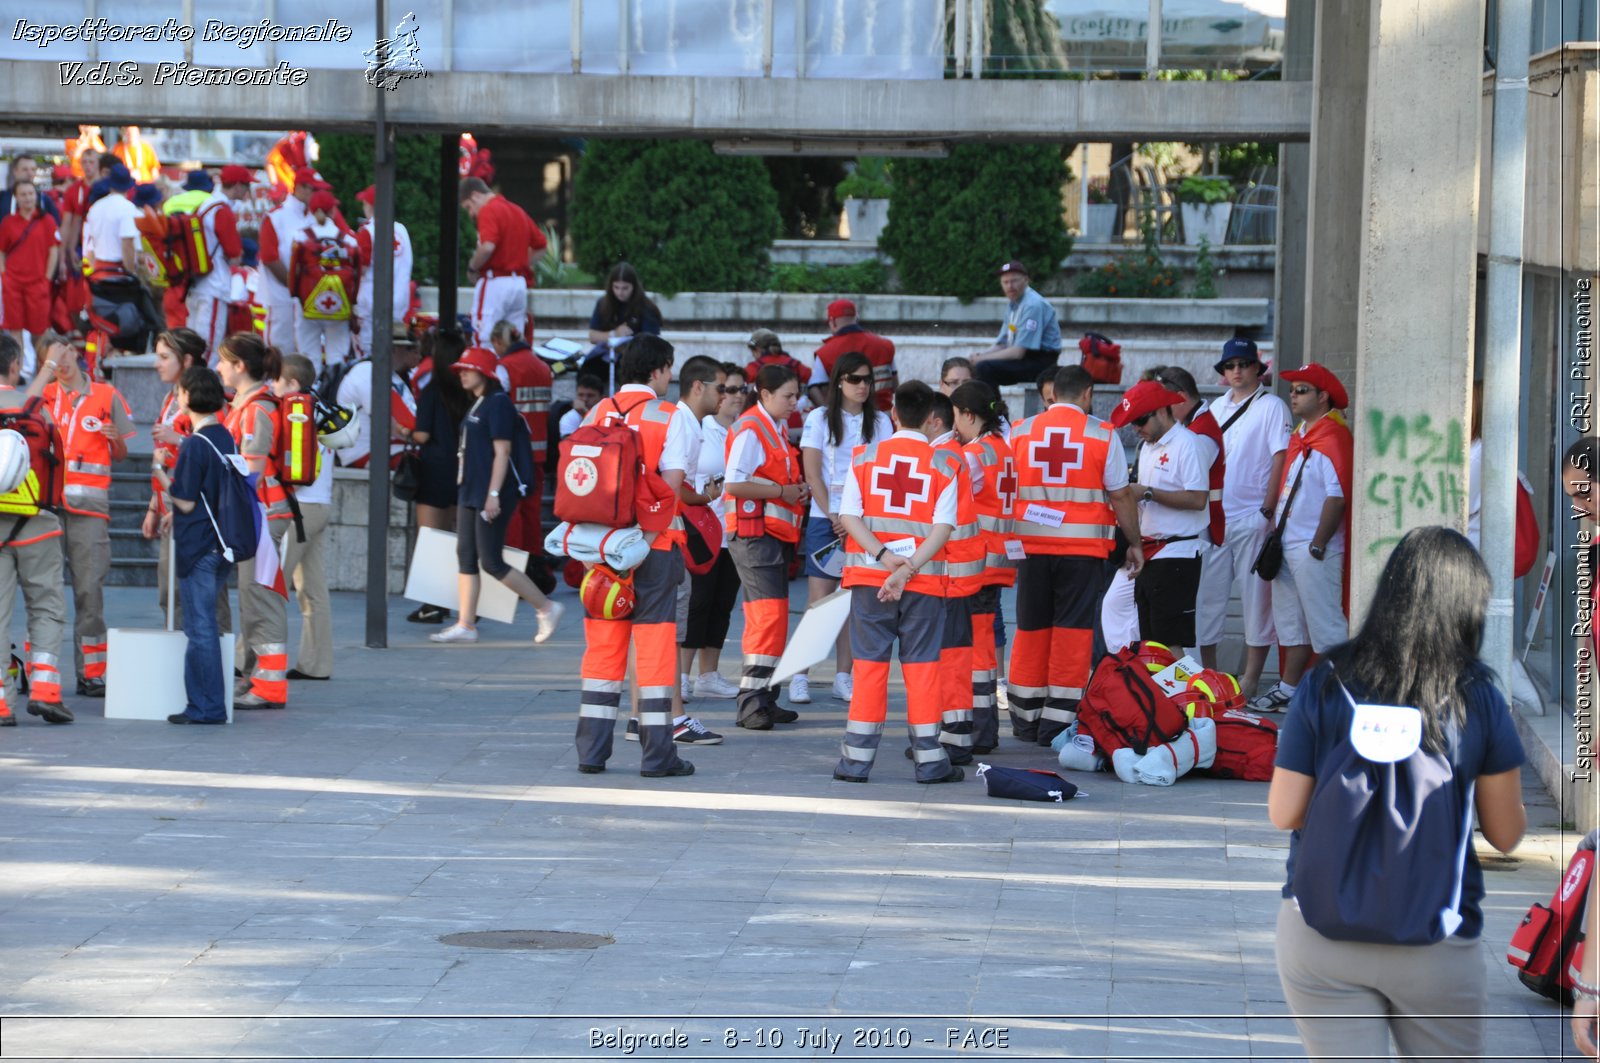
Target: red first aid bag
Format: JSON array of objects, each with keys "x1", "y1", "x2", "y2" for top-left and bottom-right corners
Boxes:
[
  {"x1": 277, "y1": 392, "x2": 320, "y2": 488},
  {"x1": 1509, "y1": 847, "x2": 1593, "y2": 1003},
  {"x1": 555, "y1": 419, "x2": 642, "y2": 528},
  {"x1": 1198, "y1": 707, "x2": 1280, "y2": 782},
  {"x1": 1075, "y1": 645, "x2": 1189, "y2": 757},
  {"x1": 1514, "y1": 472, "x2": 1540, "y2": 579},
  {"x1": 1078, "y1": 332, "x2": 1123, "y2": 385}
]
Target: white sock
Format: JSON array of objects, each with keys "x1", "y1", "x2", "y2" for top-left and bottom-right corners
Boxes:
[
  {"x1": 1279, "y1": 680, "x2": 1297, "y2": 696},
  {"x1": 673, "y1": 714, "x2": 688, "y2": 726}
]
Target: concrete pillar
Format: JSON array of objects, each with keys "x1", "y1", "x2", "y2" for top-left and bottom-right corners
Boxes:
[
  {"x1": 1348, "y1": 0, "x2": 1486, "y2": 620},
  {"x1": 1299, "y1": 0, "x2": 1370, "y2": 389},
  {"x1": 1272, "y1": 0, "x2": 1314, "y2": 371}
]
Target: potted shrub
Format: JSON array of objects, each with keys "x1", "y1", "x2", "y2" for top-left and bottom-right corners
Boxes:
[
  {"x1": 837, "y1": 157, "x2": 892, "y2": 244},
  {"x1": 1082, "y1": 177, "x2": 1118, "y2": 242},
  {"x1": 1176, "y1": 175, "x2": 1233, "y2": 246}
]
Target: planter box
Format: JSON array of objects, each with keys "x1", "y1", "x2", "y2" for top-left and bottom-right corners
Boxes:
[
  {"x1": 1181, "y1": 202, "x2": 1232, "y2": 246},
  {"x1": 843, "y1": 198, "x2": 890, "y2": 244},
  {"x1": 1082, "y1": 203, "x2": 1119, "y2": 242}
]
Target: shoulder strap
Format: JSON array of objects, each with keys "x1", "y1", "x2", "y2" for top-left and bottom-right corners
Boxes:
[
  {"x1": 1217, "y1": 391, "x2": 1259, "y2": 435},
  {"x1": 1275, "y1": 448, "x2": 1311, "y2": 531}
]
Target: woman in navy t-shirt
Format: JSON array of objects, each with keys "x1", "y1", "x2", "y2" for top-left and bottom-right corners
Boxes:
[
  {"x1": 1268, "y1": 525, "x2": 1526, "y2": 1060},
  {"x1": 428, "y1": 347, "x2": 562, "y2": 646}
]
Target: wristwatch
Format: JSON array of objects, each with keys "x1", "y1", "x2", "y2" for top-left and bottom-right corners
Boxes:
[
  {"x1": 488, "y1": 489, "x2": 500, "y2": 498},
  {"x1": 1309, "y1": 543, "x2": 1326, "y2": 560},
  {"x1": 1142, "y1": 487, "x2": 1153, "y2": 503}
]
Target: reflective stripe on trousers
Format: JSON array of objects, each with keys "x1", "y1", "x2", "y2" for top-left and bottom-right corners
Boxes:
[
  {"x1": 727, "y1": 535, "x2": 789, "y2": 723},
  {"x1": 834, "y1": 587, "x2": 951, "y2": 782}
]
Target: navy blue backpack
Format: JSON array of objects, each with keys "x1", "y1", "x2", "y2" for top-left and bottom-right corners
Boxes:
[{"x1": 1292, "y1": 675, "x2": 1475, "y2": 946}]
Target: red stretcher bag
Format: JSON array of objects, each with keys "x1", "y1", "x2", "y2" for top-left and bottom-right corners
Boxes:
[
  {"x1": 1198, "y1": 708, "x2": 1279, "y2": 782},
  {"x1": 1076, "y1": 645, "x2": 1189, "y2": 757},
  {"x1": 1509, "y1": 847, "x2": 1593, "y2": 1003}
]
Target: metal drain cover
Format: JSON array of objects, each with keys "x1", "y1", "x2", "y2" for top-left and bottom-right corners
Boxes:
[{"x1": 440, "y1": 930, "x2": 614, "y2": 951}]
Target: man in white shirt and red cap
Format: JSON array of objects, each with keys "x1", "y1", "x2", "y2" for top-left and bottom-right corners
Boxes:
[
  {"x1": 1102, "y1": 379, "x2": 1211, "y2": 651},
  {"x1": 353, "y1": 184, "x2": 413, "y2": 358},
  {"x1": 185, "y1": 165, "x2": 249, "y2": 359}
]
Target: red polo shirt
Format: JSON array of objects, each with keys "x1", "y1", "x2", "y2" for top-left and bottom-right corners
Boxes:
[{"x1": 476, "y1": 195, "x2": 547, "y2": 279}]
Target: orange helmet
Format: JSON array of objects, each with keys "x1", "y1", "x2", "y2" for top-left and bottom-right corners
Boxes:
[
  {"x1": 1181, "y1": 668, "x2": 1245, "y2": 718},
  {"x1": 1135, "y1": 641, "x2": 1177, "y2": 673},
  {"x1": 580, "y1": 565, "x2": 635, "y2": 620}
]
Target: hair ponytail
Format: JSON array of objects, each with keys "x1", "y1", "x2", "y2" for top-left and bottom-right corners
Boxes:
[{"x1": 949, "y1": 380, "x2": 1007, "y2": 438}]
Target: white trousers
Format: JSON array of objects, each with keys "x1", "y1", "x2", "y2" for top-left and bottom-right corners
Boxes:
[
  {"x1": 294, "y1": 317, "x2": 351, "y2": 374},
  {"x1": 472, "y1": 276, "x2": 528, "y2": 345},
  {"x1": 1271, "y1": 543, "x2": 1347, "y2": 653},
  {"x1": 261, "y1": 295, "x2": 299, "y2": 351}
]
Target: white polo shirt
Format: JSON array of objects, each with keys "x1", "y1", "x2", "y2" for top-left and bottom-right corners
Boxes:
[
  {"x1": 84, "y1": 192, "x2": 139, "y2": 268},
  {"x1": 1136, "y1": 423, "x2": 1210, "y2": 559},
  {"x1": 1209, "y1": 385, "x2": 1292, "y2": 523},
  {"x1": 839, "y1": 430, "x2": 959, "y2": 526},
  {"x1": 798, "y1": 405, "x2": 894, "y2": 518},
  {"x1": 726, "y1": 403, "x2": 790, "y2": 484},
  {"x1": 590, "y1": 383, "x2": 688, "y2": 475},
  {"x1": 676, "y1": 399, "x2": 704, "y2": 488},
  {"x1": 1275, "y1": 428, "x2": 1346, "y2": 553}
]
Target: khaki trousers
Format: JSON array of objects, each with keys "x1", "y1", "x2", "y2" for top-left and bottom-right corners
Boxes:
[
  {"x1": 236, "y1": 518, "x2": 291, "y2": 702},
  {"x1": 0, "y1": 515, "x2": 67, "y2": 708},
  {"x1": 63, "y1": 512, "x2": 109, "y2": 682},
  {"x1": 280, "y1": 501, "x2": 332, "y2": 678}
]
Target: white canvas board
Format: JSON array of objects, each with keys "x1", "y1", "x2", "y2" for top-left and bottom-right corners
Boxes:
[
  {"x1": 770, "y1": 588, "x2": 853, "y2": 686},
  {"x1": 105, "y1": 631, "x2": 236, "y2": 722},
  {"x1": 403, "y1": 525, "x2": 530, "y2": 626}
]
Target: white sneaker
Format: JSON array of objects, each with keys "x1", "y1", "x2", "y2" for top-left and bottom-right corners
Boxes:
[
  {"x1": 831, "y1": 672, "x2": 853, "y2": 701},
  {"x1": 693, "y1": 672, "x2": 740, "y2": 700},
  {"x1": 788, "y1": 674, "x2": 812, "y2": 704},
  {"x1": 534, "y1": 601, "x2": 564, "y2": 644},
  {"x1": 995, "y1": 679, "x2": 1010, "y2": 713},
  {"x1": 430, "y1": 623, "x2": 479, "y2": 643},
  {"x1": 680, "y1": 675, "x2": 694, "y2": 702}
]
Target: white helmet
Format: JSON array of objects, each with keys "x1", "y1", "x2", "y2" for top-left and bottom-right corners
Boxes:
[
  {"x1": 0, "y1": 429, "x2": 29, "y2": 496},
  {"x1": 315, "y1": 401, "x2": 359, "y2": 452}
]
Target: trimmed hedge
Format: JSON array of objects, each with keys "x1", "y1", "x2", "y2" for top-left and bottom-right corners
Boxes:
[
  {"x1": 878, "y1": 144, "x2": 1072, "y2": 301},
  {"x1": 571, "y1": 140, "x2": 782, "y2": 294}
]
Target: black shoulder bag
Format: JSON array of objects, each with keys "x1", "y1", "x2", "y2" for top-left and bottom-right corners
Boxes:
[{"x1": 1251, "y1": 452, "x2": 1308, "y2": 581}]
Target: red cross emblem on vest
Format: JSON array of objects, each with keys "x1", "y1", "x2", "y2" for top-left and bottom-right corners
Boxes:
[
  {"x1": 871, "y1": 454, "x2": 932, "y2": 516},
  {"x1": 995, "y1": 457, "x2": 1018, "y2": 511},
  {"x1": 1030, "y1": 426, "x2": 1084, "y2": 485},
  {"x1": 1158, "y1": 451, "x2": 1170, "y2": 467},
  {"x1": 314, "y1": 291, "x2": 343, "y2": 315}
]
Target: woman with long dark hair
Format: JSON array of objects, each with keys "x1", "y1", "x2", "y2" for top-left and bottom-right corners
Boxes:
[
  {"x1": 587, "y1": 262, "x2": 662, "y2": 345},
  {"x1": 145, "y1": 328, "x2": 215, "y2": 621},
  {"x1": 723, "y1": 363, "x2": 808, "y2": 729},
  {"x1": 406, "y1": 326, "x2": 473, "y2": 624},
  {"x1": 428, "y1": 347, "x2": 562, "y2": 646},
  {"x1": 794, "y1": 351, "x2": 891, "y2": 705},
  {"x1": 948, "y1": 380, "x2": 1014, "y2": 754},
  {"x1": 1268, "y1": 525, "x2": 1526, "y2": 1060}
]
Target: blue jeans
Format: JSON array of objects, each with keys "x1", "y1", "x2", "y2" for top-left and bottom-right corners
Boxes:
[{"x1": 180, "y1": 550, "x2": 233, "y2": 722}]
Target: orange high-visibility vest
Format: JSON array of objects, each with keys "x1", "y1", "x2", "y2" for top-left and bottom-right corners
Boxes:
[
  {"x1": 1009, "y1": 404, "x2": 1117, "y2": 558},
  {"x1": 224, "y1": 386, "x2": 292, "y2": 521},
  {"x1": 45, "y1": 381, "x2": 128, "y2": 520},
  {"x1": 722, "y1": 405, "x2": 804, "y2": 544},
  {"x1": 965, "y1": 432, "x2": 1018, "y2": 588},
  {"x1": 935, "y1": 437, "x2": 985, "y2": 597},
  {"x1": 499, "y1": 349, "x2": 552, "y2": 462},
  {"x1": 842, "y1": 435, "x2": 955, "y2": 598},
  {"x1": 586, "y1": 390, "x2": 684, "y2": 551}
]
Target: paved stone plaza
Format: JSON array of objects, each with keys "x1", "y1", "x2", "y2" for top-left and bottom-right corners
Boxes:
[{"x1": 0, "y1": 583, "x2": 1583, "y2": 1061}]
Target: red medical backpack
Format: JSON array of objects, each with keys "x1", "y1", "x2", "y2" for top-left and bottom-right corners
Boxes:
[
  {"x1": 1509, "y1": 847, "x2": 1593, "y2": 1003},
  {"x1": 1075, "y1": 645, "x2": 1190, "y2": 757},
  {"x1": 554, "y1": 397, "x2": 647, "y2": 528},
  {"x1": 1198, "y1": 708, "x2": 1280, "y2": 782}
]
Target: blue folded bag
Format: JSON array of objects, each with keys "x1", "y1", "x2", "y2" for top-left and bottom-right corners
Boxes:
[{"x1": 976, "y1": 764, "x2": 1083, "y2": 803}]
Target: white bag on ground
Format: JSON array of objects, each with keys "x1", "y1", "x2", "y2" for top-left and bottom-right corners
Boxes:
[
  {"x1": 545, "y1": 521, "x2": 650, "y2": 573},
  {"x1": 1110, "y1": 718, "x2": 1218, "y2": 786}
]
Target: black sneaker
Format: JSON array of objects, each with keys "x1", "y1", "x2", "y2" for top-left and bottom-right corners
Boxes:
[
  {"x1": 27, "y1": 700, "x2": 73, "y2": 724},
  {"x1": 577, "y1": 763, "x2": 605, "y2": 774},
  {"x1": 76, "y1": 678, "x2": 105, "y2": 698},
  {"x1": 770, "y1": 706, "x2": 800, "y2": 724},
  {"x1": 624, "y1": 718, "x2": 640, "y2": 742},
  {"x1": 673, "y1": 718, "x2": 723, "y2": 745},
  {"x1": 832, "y1": 771, "x2": 868, "y2": 783},
  {"x1": 972, "y1": 743, "x2": 997, "y2": 754},
  {"x1": 406, "y1": 604, "x2": 448, "y2": 625},
  {"x1": 737, "y1": 710, "x2": 774, "y2": 731},
  {"x1": 167, "y1": 713, "x2": 225, "y2": 725},
  {"x1": 919, "y1": 767, "x2": 965, "y2": 784},
  {"x1": 641, "y1": 760, "x2": 695, "y2": 778},
  {"x1": 0, "y1": 712, "x2": 15, "y2": 727}
]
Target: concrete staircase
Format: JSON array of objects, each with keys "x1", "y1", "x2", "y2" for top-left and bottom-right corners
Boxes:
[{"x1": 109, "y1": 457, "x2": 157, "y2": 587}]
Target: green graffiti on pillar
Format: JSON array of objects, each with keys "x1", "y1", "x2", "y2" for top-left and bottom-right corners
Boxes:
[{"x1": 1363, "y1": 409, "x2": 1467, "y2": 553}]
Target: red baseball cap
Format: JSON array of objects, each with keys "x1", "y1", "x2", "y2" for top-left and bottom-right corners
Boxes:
[
  {"x1": 451, "y1": 347, "x2": 499, "y2": 377},
  {"x1": 218, "y1": 164, "x2": 254, "y2": 187},
  {"x1": 826, "y1": 298, "x2": 856, "y2": 319},
  {"x1": 293, "y1": 166, "x2": 317, "y2": 186},
  {"x1": 1109, "y1": 379, "x2": 1187, "y2": 428},
  {"x1": 1280, "y1": 362, "x2": 1349, "y2": 409},
  {"x1": 308, "y1": 190, "x2": 336, "y2": 213},
  {"x1": 355, "y1": 185, "x2": 376, "y2": 205}
]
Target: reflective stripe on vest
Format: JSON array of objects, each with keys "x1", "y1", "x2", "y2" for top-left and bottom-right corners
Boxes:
[
  {"x1": 47, "y1": 381, "x2": 122, "y2": 518},
  {"x1": 842, "y1": 435, "x2": 953, "y2": 597},
  {"x1": 723, "y1": 411, "x2": 803, "y2": 543},
  {"x1": 1010, "y1": 406, "x2": 1116, "y2": 557}
]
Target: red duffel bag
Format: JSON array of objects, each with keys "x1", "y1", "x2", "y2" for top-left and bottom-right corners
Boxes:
[{"x1": 1076, "y1": 645, "x2": 1189, "y2": 757}]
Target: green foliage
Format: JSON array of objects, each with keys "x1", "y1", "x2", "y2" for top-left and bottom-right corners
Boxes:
[
  {"x1": 571, "y1": 140, "x2": 782, "y2": 294},
  {"x1": 315, "y1": 133, "x2": 475, "y2": 285},
  {"x1": 535, "y1": 224, "x2": 595, "y2": 288},
  {"x1": 1176, "y1": 175, "x2": 1233, "y2": 205},
  {"x1": 770, "y1": 260, "x2": 887, "y2": 295},
  {"x1": 1190, "y1": 236, "x2": 1218, "y2": 299},
  {"x1": 835, "y1": 157, "x2": 893, "y2": 201},
  {"x1": 879, "y1": 144, "x2": 1072, "y2": 301},
  {"x1": 976, "y1": 0, "x2": 1069, "y2": 75},
  {"x1": 1204, "y1": 142, "x2": 1279, "y2": 183},
  {"x1": 1073, "y1": 213, "x2": 1182, "y2": 299}
]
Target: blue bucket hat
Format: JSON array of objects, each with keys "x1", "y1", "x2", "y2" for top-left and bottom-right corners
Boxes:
[
  {"x1": 105, "y1": 163, "x2": 135, "y2": 193},
  {"x1": 1213, "y1": 337, "x2": 1263, "y2": 374}
]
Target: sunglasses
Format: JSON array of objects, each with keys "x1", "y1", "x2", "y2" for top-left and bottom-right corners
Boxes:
[
  {"x1": 840, "y1": 373, "x2": 872, "y2": 386},
  {"x1": 1218, "y1": 360, "x2": 1253, "y2": 372},
  {"x1": 716, "y1": 384, "x2": 745, "y2": 395},
  {"x1": 1290, "y1": 385, "x2": 1316, "y2": 396},
  {"x1": 1131, "y1": 413, "x2": 1154, "y2": 428}
]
